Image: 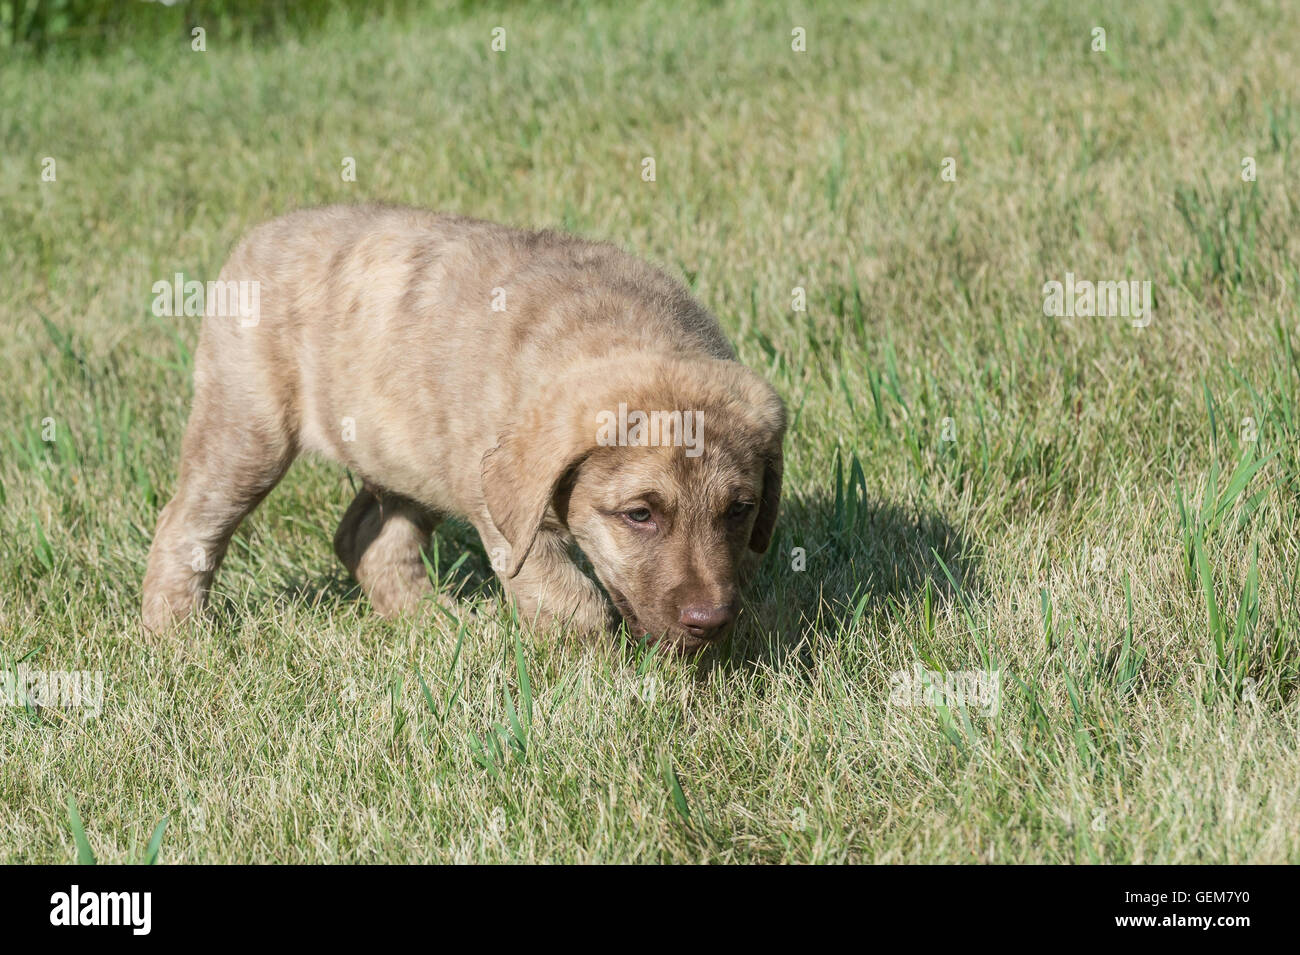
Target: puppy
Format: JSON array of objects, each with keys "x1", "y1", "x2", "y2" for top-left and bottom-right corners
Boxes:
[{"x1": 142, "y1": 205, "x2": 786, "y2": 651}]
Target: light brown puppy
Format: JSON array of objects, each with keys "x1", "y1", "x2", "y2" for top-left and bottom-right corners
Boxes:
[{"x1": 142, "y1": 205, "x2": 785, "y2": 651}]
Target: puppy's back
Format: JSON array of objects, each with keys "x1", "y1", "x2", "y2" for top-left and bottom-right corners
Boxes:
[{"x1": 196, "y1": 205, "x2": 736, "y2": 499}]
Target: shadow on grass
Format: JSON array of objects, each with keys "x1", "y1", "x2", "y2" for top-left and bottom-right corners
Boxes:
[
  {"x1": 716, "y1": 490, "x2": 981, "y2": 670},
  {"x1": 255, "y1": 494, "x2": 978, "y2": 671},
  {"x1": 258, "y1": 518, "x2": 498, "y2": 624}
]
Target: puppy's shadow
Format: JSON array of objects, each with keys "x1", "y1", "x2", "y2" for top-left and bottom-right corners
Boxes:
[
  {"x1": 270, "y1": 517, "x2": 501, "y2": 616},
  {"x1": 265, "y1": 498, "x2": 978, "y2": 669},
  {"x1": 721, "y1": 491, "x2": 981, "y2": 669}
]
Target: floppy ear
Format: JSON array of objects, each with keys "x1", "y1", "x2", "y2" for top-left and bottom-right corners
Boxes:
[
  {"x1": 481, "y1": 357, "x2": 648, "y2": 578},
  {"x1": 480, "y1": 354, "x2": 664, "y2": 578},
  {"x1": 749, "y1": 446, "x2": 784, "y2": 553},
  {"x1": 481, "y1": 422, "x2": 591, "y2": 579}
]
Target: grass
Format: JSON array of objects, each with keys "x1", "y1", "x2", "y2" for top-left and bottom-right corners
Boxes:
[{"x1": 2, "y1": 0, "x2": 1300, "y2": 863}]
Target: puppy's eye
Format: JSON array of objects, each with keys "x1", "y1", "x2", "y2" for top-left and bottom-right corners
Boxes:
[
  {"x1": 624, "y1": 508, "x2": 653, "y2": 525},
  {"x1": 727, "y1": 501, "x2": 755, "y2": 520}
]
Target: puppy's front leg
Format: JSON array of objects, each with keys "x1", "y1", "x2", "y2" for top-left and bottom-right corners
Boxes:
[
  {"x1": 475, "y1": 523, "x2": 615, "y2": 637},
  {"x1": 334, "y1": 488, "x2": 443, "y2": 618}
]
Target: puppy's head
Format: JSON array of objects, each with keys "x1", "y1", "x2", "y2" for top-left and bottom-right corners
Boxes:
[{"x1": 482, "y1": 355, "x2": 785, "y2": 652}]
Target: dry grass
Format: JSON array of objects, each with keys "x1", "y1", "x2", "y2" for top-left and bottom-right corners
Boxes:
[{"x1": 2, "y1": 0, "x2": 1299, "y2": 862}]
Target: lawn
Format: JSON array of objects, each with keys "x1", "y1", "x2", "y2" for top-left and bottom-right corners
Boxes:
[{"x1": 2, "y1": 0, "x2": 1299, "y2": 863}]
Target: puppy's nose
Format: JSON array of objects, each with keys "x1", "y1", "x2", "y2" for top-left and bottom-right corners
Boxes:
[{"x1": 678, "y1": 602, "x2": 736, "y2": 637}]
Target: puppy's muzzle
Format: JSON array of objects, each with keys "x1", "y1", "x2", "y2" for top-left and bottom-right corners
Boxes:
[{"x1": 678, "y1": 602, "x2": 736, "y2": 641}]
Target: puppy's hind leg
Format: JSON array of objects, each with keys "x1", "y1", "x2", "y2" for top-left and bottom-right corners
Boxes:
[
  {"x1": 334, "y1": 488, "x2": 443, "y2": 617},
  {"x1": 142, "y1": 410, "x2": 295, "y2": 632}
]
